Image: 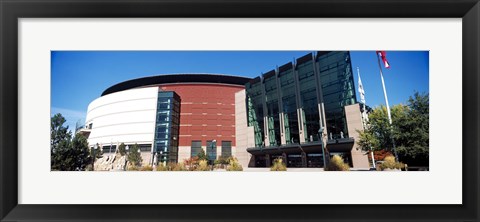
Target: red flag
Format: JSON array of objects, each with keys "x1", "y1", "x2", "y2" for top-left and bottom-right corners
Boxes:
[{"x1": 376, "y1": 51, "x2": 390, "y2": 69}]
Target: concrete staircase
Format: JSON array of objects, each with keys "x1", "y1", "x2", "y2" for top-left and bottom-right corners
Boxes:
[{"x1": 94, "y1": 153, "x2": 128, "y2": 171}]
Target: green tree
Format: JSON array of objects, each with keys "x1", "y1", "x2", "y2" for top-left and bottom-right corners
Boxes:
[
  {"x1": 357, "y1": 92, "x2": 429, "y2": 166},
  {"x1": 51, "y1": 113, "x2": 93, "y2": 171},
  {"x1": 52, "y1": 139, "x2": 73, "y2": 170},
  {"x1": 127, "y1": 143, "x2": 143, "y2": 166},
  {"x1": 393, "y1": 92, "x2": 429, "y2": 166},
  {"x1": 71, "y1": 134, "x2": 92, "y2": 170},
  {"x1": 51, "y1": 113, "x2": 71, "y2": 149},
  {"x1": 196, "y1": 149, "x2": 208, "y2": 161},
  {"x1": 51, "y1": 113, "x2": 72, "y2": 169},
  {"x1": 93, "y1": 143, "x2": 103, "y2": 159},
  {"x1": 118, "y1": 142, "x2": 126, "y2": 156}
]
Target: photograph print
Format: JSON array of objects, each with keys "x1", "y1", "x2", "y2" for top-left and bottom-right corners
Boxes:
[{"x1": 51, "y1": 51, "x2": 429, "y2": 172}]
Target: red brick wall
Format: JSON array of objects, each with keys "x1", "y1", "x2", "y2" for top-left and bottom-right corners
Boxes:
[{"x1": 159, "y1": 84, "x2": 244, "y2": 147}]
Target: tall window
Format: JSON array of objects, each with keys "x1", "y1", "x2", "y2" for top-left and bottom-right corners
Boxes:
[
  {"x1": 278, "y1": 63, "x2": 299, "y2": 144},
  {"x1": 191, "y1": 140, "x2": 202, "y2": 157},
  {"x1": 154, "y1": 91, "x2": 180, "y2": 163},
  {"x1": 264, "y1": 71, "x2": 281, "y2": 146},
  {"x1": 221, "y1": 141, "x2": 232, "y2": 157},
  {"x1": 317, "y1": 51, "x2": 356, "y2": 139},
  {"x1": 246, "y1": 77, "x2": 265, "y2": 147},
  {"x1": 206, "y1": 140, "x2": 217, "y2": 161},
  {"x1": 297, "y1": 57, "x2": 321, "y2": 142}
]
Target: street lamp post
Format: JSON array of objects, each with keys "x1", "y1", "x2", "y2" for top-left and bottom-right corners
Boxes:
[
  {"x1": 159, "y1": 151, "x2": 163, "y2": 166},
  {"x1": 125, "y1": 145, "x2": 129, "y2": 170},
  {"x1": 137, "y1": 148, "x2": 141, "y2": 167},
  {"x1": 210, "y1": 139, "x2": 216, "y2": 170},
  {"x1": 92, "y1": 143, "x2": 99, "y2": 171},
  {"x1": 318, "y1": 127, "x2": 327, "y2": 168}
]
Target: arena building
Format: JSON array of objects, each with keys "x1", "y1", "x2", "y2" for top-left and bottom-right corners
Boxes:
[
  {"x1": 82, "y1": 51, "x2": 370, "y2": 169},
  {"x1": 83, "y1": 74, "x2": 251, "y2": 166}
]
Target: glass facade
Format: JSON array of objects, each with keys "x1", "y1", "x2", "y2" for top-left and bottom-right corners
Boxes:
[
  {"x1": 317, "y1": 51, "x2": 356, "y2": 139},
  {"x1": 245, "y1": 77, "x2": 265, "y2": 147},
  {"x1": 263, "y1": 70, "x2": 281, "y2": 146},
  {"x1": 297, "y1": 54, "x2": 321, "y2": 142},
  {"x1": 153, "y1": 91, "x2": 180, "y2": 163},
  {"x1": 278, "y1": 63, "x2": 299, "y2": 144},
  {"x1": 246, "y1": 51, "x2": 356, "y2": 148}
]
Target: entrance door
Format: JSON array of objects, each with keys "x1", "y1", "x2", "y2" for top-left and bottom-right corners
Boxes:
[
  {"x1": 254, "y1": 155, "x2": 266, "y2": 167},
  {"x1": 287, "y1": 154, "x2": 303, "y2": 167},
  {"x1": 307, "y1": 153, "x2": 324, "y2": 168}
]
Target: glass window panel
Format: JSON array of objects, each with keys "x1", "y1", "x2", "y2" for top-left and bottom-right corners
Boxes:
[
  {"x1": 318, "y1": 51, "x2": 356, "y2": 139},
  {"x1": 221, "y1": 141, "x2": 232, "y2": 157},
  {"x1": 191, "y1": 140, "x2": 202, "y2": 157},
  {"x1": 206, "y1": 140, "x2": 217, "y2": 161}
]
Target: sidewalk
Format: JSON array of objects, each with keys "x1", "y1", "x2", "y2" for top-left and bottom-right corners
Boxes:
[{"x1": 214, "y1": 168, "x2": 373, "y2": 172}]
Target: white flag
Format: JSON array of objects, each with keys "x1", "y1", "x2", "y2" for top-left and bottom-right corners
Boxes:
[{"x1": 358, "y1": 72, "x2": 366, "y2": 104}]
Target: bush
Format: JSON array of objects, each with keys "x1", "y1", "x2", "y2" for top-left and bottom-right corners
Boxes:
[
  {"x1": 171, "y1": 162, "x2": 187, "y2": 171},
  {"x1": 184, "y1": 156, "x2": 199, "y2": 171},
  {"x1": 325, "y1": 155, "x2": 350, "y2": 171},
  {"x1": 140, "y1": 165, "x2": 153, "y2": 171},
  {"x1": 226, "y1": 157, "x2": 243, "y2": 171},
  {"x1": 118, "y1": 143, "x2": 126, "y2": 156},
  {"x1": 127, "y1": 165, "x2": 139, "y2": 171},
  {"x1": 156, "y1": 162, "x2": 188, "y2": 171},
  {"x1": 196, "y1": 160, "x2": 210, "y2": 171},
  {"x1": 379, "y1": 155, "x2": 405, "y2": 170},
  {"x1": 156, "y1": 164, "x2": 168, "y2": 171},
  {"x1": 215, "y1": 156, "x2": 230, "y2": 165},
  {"x1": 196, "y1": 149, "x2": 208, "y2": 161},
  {"x1": 127, "y1": 143, "x2": 143, "y2": 166},
  {"x1": 270, "y1": 158, "x2": 287, "y2": 171}
]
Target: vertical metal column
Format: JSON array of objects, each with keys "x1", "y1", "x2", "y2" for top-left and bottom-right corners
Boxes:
[
  {"x1": 312, "y1": 52, "x2": 328, "y2": 139},
  {"x1": 275, "y1": 66, "x2": 287, "y2": 146},
  {"x1": 292, "y1": 60, "x2": 306, "y2": 144},
  {"x1": 260, "y1": 76, "x2": 270, "y2": 147}
]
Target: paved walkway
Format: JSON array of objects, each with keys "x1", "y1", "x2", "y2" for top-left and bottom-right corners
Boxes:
[{"x1": 215, "y1": 168, "x2": 373, "y2": 172}]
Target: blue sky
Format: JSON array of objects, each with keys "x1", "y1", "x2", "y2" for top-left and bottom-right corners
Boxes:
[{"x1": 51, "y1": 51, "x2": 429, "y2": 132}]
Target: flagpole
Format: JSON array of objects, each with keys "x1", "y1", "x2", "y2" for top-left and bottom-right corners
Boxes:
[
  {"x1": 357, "y1": 67, "x2": 375, "y2": 168},
  {"x1": 376, "y1": 52, "x2": 399, "y2": 161}
]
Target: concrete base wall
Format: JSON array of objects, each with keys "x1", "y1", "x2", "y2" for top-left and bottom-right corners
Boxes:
[
  {"x1": 140, "y1": 151, "x2": 153, "y2": 166},
  {"x1": 234, "y1": 89, "x2": 254, "y2": 168},
  {"x1": 345, "y1": 103, "x2": 370, "y2": 168},
  {"x1": 178, "y1": 146, "x2": 191, "y2": 163}
]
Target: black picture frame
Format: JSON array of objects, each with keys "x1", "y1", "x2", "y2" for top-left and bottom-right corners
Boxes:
[{"x1": 1, "y1": 0, "x2": 479, "y2": 221}]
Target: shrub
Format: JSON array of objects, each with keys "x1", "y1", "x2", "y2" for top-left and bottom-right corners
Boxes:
[
  {"x1": 215, "y1": 156, "x2": 230, "y2": 165},
  {"x1": 168, "y1": 163, "x2": 187, "y2": 171},
  {"x1": 156, "y1": 162, "x2": 188, "y2": 171},
  {"x1": 379, "y1": 155, "x2": 405, "y2": 170},
  {"x1": 196, "y1": 160, "x2": 210, "y2": 171},
  {"x1": 156, "y1": 164, "x2": 168, "y2": 171},
  {"x1": 270, "y1": 158, "x2": 287, "y2": 171},
  {"x1": 140, "y1": 165, "x2": 153, "y2": 171},
  {"x1": 196, "y1": 149, "x2": 208, "y2": 161},
  {"x1": 226, "y1": 157, "x2": 243, "y2": 171},
  {"x1": 118, "y1": 143, "x2": 126, "y2": 156},
  {"x1": 184, "y1": 156, "x2": 199, "y2": 171},
  {"x1": 325, "y1": 155, "x2": 350, "y2": 171},
  {"x1": 127, "y1": 165, "x2": 139, "y2": 171},
  {"x1": 127, "y1": 143, "x2": 143, "y2": 166}
]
